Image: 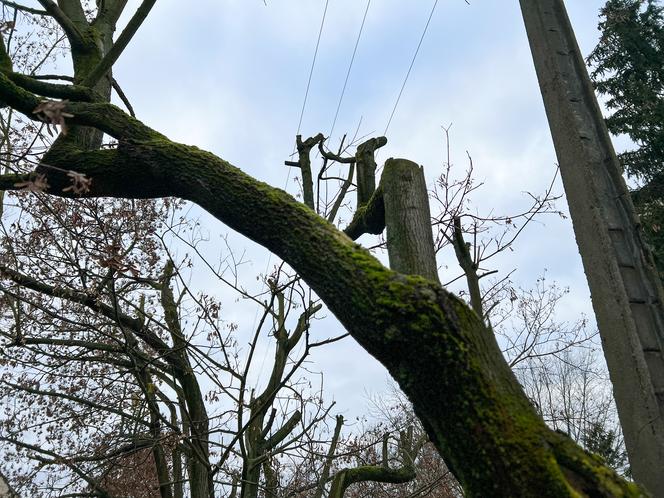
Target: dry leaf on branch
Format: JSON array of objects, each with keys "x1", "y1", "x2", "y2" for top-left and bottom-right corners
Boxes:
[
  {"x1": 62, "y1": 170, "x2": 92, "y2": 195},
  {"x1": 13, "y1": 174, "x2": 50, "y2": 192},
  {"x1": 33, "y1": 100, "x2": 74, "y2": 135}
]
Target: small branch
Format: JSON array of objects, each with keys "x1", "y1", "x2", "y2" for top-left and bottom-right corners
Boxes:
[
  {"x1": 1, "y1": 0, "x2": 48, "y2": 15},
  {"x1": 286, "y1": 133, "x2": 324, "y2": 210},
  {"x1": 452, "y1": 216, "x2": 483, "y2": 319},
  {"x1": 263, "y1": 409, "x2": 301, "y2": 450},
  {"x1": 0, "y1": 264, "x2": 181, "y2": 370},
  {"x1": 313, "y1": 414, "x2": 344, "y2": 498},
  {"x1": 318, "y1": 139, "x2": 355, "y2": 164},
  {"x1": 1, "y1": 380, "x2": 147, "y2": 425},
  {"x1": 30, "y1": 74, "x2": 75, "y2": 82},
  {"x1": 326, "y1": 161, "x2": 355, "y2": 224},
  {"x1": 0, "y1": 437, "x2": 112, "y2": 497}
]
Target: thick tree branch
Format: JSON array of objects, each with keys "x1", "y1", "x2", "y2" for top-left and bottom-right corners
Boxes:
[
  {"x1": 343, "y1": 185, "x2": 385, "y2": 240},
  {"x1": 83, "y1": 0, "x2": 157, "y2": 88},
  {"x1": 328, "y1": 464, "x2": 415, "y2": 498},
  {"x1": 263, "y1": 410, "x2": 301, "y2": 450},
  {"x1": 94, "y1": 0, "x2": 129, "y2": 26},
  {"x1": 318, "y1": 140, "x2": 355, "y2": 164},
  {"x1": 7, "y1": 71, "x2": 97, "y2": 101},
  {"x1": 355, "y1": 136, "x2": 386, "y2": 206},
  {"x1": 56, "y1": 0, "x2": 86, "y2": 23},
  {"x1": 287, "y1": 133, "x2": 323, "y2": 210},
  {"x1": 0, "y1": 70, "x2": 157, "y2": 140},
  {"x1": 36, "y1": 0, "x2": 86, "y2": 48},
  {"x1": 382, "y1": 158, "x2": 440, "y2": 283}
]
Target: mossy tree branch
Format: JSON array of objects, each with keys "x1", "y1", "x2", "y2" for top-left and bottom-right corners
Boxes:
[
  {"x1": 327, "y1": 425, "x2": 425, "y2": 498},
  {"x1": 82, "y1": 0, "x2": 156, "y2": 88},
  {"x1": 7, "y1": 71, "x2": 98, "y2": 100},
  {"x1": 343, "y1": 185, "x2": 385, "y2": 240},
  {"x1": 452, "y1": 216, "x2": 483, "y2": 319}
]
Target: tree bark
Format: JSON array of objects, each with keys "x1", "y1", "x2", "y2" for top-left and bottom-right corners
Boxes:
[
  {"x1": 382, "y1": 158, "x2": 440, "y2": 284},
  {"x1": 355, "y1": 136, "x2": 387, "y2": 207},
  {"x1": 160, "y1": 265, "x2": 213, "y2": 498},
  {"x1": 520, "y1": 1, "x2": 664, "y2": 493}
]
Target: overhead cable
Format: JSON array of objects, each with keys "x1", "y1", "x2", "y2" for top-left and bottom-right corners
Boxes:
[{"x1": 383, "y1": 0, "x2": 439, "y2": 136}]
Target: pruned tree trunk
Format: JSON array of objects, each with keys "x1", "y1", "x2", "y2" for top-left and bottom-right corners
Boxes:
[
  {"x1": 356, "y1": 137, "x2": 387, "y2": 207},
  {"x1": 382, "y1": 158, "x2": 439, "y2": 284},
  {"x1": 520, "y1": 0, "x2": 664, "y2": 493}
]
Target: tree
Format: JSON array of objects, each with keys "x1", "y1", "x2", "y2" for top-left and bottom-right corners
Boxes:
[
  {"x1": 0, "y1": 1, "x2": 644, "y2": 496},
  {"x1": 588, "y1": 0, "x2": 664, "y2": 180},
  {"x1": 0, "y1": 181, "x2": 344, "y2": 497},
  {"x1": 588, "y1": 0, "x2": 664, "y2": 280}
]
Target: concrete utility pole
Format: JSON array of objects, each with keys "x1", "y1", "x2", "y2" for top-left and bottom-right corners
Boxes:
[{"x1": 520, "y1": 1, "x2": 664, "y2": 493}]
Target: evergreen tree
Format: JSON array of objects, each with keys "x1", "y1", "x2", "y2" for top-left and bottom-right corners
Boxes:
[
  {"x1": 588, "y1": 0, "x2": 664, "y2": 275},
  {"x1": 583, "y1": 422, "x2": 630, "y2": 476}
]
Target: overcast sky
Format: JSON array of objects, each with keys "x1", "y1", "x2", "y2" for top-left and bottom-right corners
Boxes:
[{"x1": 49, "y1": 1, "x2": 617, "y2": 417}]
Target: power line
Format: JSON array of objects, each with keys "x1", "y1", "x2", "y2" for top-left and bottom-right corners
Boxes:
[
  {"x1": 383, "y1": 0, "x2": 439, "y2": 136},
  {"x1": 256, "y1": 0, "x2": 331, "y2": 390},
  {"x1": 328, "y1": 0, "x2": 371, "y2": 140},
  {"x1": 294, "y1": 0, "x2": 330, "y2": 141}
]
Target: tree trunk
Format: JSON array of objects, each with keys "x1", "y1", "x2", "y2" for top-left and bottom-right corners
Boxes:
[
  {"x1": 382, "y1": 158, "x2": 440, "y2": 284},
  {"x1": 520, "y1": 1, "x2": 664, "y2": 493}
]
